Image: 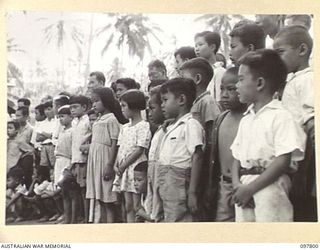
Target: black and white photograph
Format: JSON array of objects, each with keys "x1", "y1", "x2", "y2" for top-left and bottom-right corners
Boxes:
[{"x1": 6, "y1": 11, "x2": 317, "y2": 226}]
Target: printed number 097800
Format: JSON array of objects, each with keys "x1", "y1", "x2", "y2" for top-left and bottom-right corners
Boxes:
[{"x1": 300, "y1": 244, "x2": 319, "y2": 248}]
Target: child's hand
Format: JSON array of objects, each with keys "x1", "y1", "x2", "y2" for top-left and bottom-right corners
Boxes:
[
  {"x1": 187, "y1": 192, "x2": 198, "y2": 214},
  {"x1": 233, "y1": 185, "x2": 254, "y2": 208},
  {"x1": 79, "y1": 144, "x2": 90, "y2": 154},
  {"x1": 103, "y1": 165, "x2": 115, "y2": 181}
]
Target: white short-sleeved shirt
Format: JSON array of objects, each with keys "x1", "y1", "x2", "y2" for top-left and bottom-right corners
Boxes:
[
  {"x1": 231, "y1": 100, "x2": 306, "y2": 170},
  {"x1": 282, "y1": 67, "x2": 314, "y2": 126},
  {"x1": 71, "y1": 114, "x2": 91, "y2": 164},
  {"x1": 207, "y1": 65, "x2": 226, "y2": 102},
  {"x1": 148, "y1": 126, "x2": 165, "y2": 162},
  {"x1": 159, "y1": 113, "x2": 205, "y2": 169}
]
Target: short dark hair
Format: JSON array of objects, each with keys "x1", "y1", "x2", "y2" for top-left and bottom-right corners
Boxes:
[
  {"x1": 160, "y1": 78, "x2": 196, "y2": 109},
  {"x1": 148, "y1": 79, "x2": 167, "y2": 92},
  {"x1": 148, "y1": 59, "x2": 167, "y2": 73},
  {"x1": 17, "y1": 98, "x2": 31, "y2": 107},
  {"x1": 8, "y1": 120, "x2": 20, "y2": 130},
  {"x1": 286, "y1": 15, "x2": 312, "y2": 30},
  {"x1": 42, "y1": 101, "x2": 53, "y2": 109},
  {"x1": 69, "y1": 95, "x2": 90, "y2": 107},
  {"x1": 120, "y1": 90, "x2": 146, "y2": 110},
  {"x1": 239, "y1": 49, "x2": 287, "y2": 94},
  {"x1": 230, "y1": 23, "x2": 266, "y2": 50},
  {"x1": 54, "y1": 95, "x2": 69, "y2": 106},
  {"x1": 57, "y1": 105, "x2": 71, "y2": 115},
  {"x1": 174, "y1": 46, "x2": 197, "y2": 61},
  {"x1": 275, "y1": 25, "x2": 313, "y2": 57},
  {"x1": 90, "y1": 71, "x2": 106, "y2": 85},
  {"x1": 195, "y1": 31, "x2": 221, "y2": 54},
  {"x1": 180, "y1": 57, "x2": 214, "y2": 87},
  {"x1": 16, "y1": 106, "x2": 29, "y2": 117},
  {"x1": 149, "y1": 85, "x2": 162, "y2": 105},
  {"x1": 225, "y1": 66, "x2": 239, "y2": 78},
  {"x1": 35, "y1": 104, "x2": 45, "y2": 116},
  {"x1": 134, "y1": 161, "x2": 148, "y2": 173},
  {"x1": 115, "y1": 78, "x2": 139, "y2": 90}
]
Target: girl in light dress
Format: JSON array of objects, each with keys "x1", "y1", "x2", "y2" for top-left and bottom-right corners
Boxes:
[
  {"x1": 113, "y1": 90, "x2": 151, "y2": 223},
  {"x1": 86, "y1": 87, "x2": 121, "y2": 223}
]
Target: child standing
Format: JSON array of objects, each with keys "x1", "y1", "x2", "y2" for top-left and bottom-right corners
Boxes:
[
  {"x1": 194, "y1": 31, "x2": 226, "y2": 103},
  {"x1": 69, "y1": 95, "x2": 91, "y2": 223},
  {"x1": 54, "y1": 105, "x2": 73, "y2": 223},
  {"x1": 158, "y1": 78, "x2": 205, "y2": 222},
  {"x1": 86, "y1": 87, "x2": 120, "y2": 223},
  {"x1": 113, "y1": 90, "x2": 151, "y2": 223},
  {"x1": 231, "y1": 49, "x2": 306, "y2": 222},
  {"x1": 273, "y1": 25, "x2": 316, "y2": 221},
  {"x1": 212, "y1": 67, "x2": 247, "y2": 222},
  {"x1": 146, "y1": 85, "x2": 165, "y2": 222},
  {"x1": 179, "y1": 57, "x2": 220, "y2": 221},
  {"x1": 37, "y1": 101, "x2": 57, "y2": 170}
]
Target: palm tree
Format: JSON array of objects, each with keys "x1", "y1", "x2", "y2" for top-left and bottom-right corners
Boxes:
[
  {"x1": 38, "y1": 13, "x2": 85, "y2": 88},
  {"x1": 195, "y1": 14, "x2": 244, "y2": 57},
  {"x1": 96, "y1": 14, "x2": 163, "y2": 62}
]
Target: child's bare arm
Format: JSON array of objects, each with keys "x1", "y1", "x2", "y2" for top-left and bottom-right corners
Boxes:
[
  {"x1": 234, "y1": 153, "x2": 291, "y2": 207},
  {"x1": 232, "y1": 159, "x2": 241, "y2": 190},
  {"x1": 188, "y1": 145, "x2": 203, "y2": 214},
  {"x1": 136, "y1": 207, "x2": 153, "y2": 222},
  {"x1": 104, "y1": 139, "x2": 118, "y2": 180},
  {"x1": 118, "y1": 147, "x2": 144, "y2": 174}
]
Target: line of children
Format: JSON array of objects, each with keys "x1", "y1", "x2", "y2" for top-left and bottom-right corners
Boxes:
[{"x1": 6, "y1": 19, "x2": 316, "y2": 224}]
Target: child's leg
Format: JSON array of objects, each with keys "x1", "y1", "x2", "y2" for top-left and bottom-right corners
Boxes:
[
  {"x1": 62, "y1": 188, "x2": 71, "y2": 224},
  {"x1": 132, "y1": 193, "x2": 141, "y2": 218},
  {"x1": 99, "y1": 201, "x2": 116, "y2": 223},
  {"x1": 69, "y1": 188, "x2": 80, "y2": 224},
  {"x1": 53, "y1": 191, "x2": 63, "y2": 215},
  {"x1": 124, "y1": 192, "x2": 135, "y2": 223},
  {"x1": 80, "y1": 187, "x2": 89, "y2": 223}
]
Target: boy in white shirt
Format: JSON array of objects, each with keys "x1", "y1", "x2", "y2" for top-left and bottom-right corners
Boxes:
[
  {"x1": 158, "y1": 78, "x2": 205, "y2": 222},
  {"x1": 231, "y1": 49, "x2": 306, "y2": 222},
  {"x1": 273, "y1": 25, "x2": 316, "y2": 221}
]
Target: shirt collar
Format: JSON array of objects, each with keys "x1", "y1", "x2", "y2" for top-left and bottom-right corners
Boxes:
[
  {"x1": 193, "y1": 91, "x2": 210, "y2": 105},
  {"x1": 287, "y1": 67, "x2": 312, "y2": 81},
  {"x1": 166, "y1": 113, "x2": 192, "y2": 133},
  {"x1": 243, "y1": 99, "x2": 281, "y2": 116}
]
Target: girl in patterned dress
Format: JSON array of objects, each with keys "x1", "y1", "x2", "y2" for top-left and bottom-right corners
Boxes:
[
  {"x1": 113, "y1": 90, "x2": 151, "y2": 223},
  {"x1": 86, "y1": 87, "x2": 120, "y2": 223}
]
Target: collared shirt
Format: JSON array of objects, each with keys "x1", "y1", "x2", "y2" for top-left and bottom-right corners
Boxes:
[
  {"x1": 207, "y1": 65, "x2": 226, "y2": 102},
  {"x1": 159, "y1": 113, "x2": 205, "y2": 169},
  {"x1": 55, "y1": 126, "x2": 72, "y2": 159},
  {"x1": 282, "y1": 67, "x2": 314, "y2": 125},
  {"x1": 7, "y1": 137, "x2": 34, "y2": 170},
  {"x1": 17, "y1": 123, "x2": 33, "y2": 145},
  {"x1": 231, "y1": 99, "x2": 306, "y2": 170},
  {"x1": 190, "y1": 91, "x2": 220, "y2": 128},
  {"x1": 71, "y1": 114, "x2": 91, "y2": 164},
  {"x1": 52, "y1": 117, "x2": 63, "y2": 146}
]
